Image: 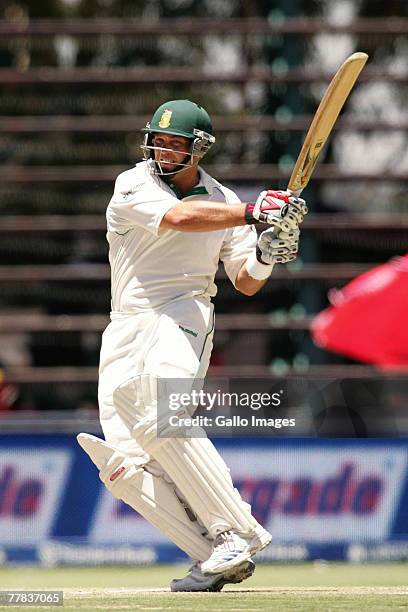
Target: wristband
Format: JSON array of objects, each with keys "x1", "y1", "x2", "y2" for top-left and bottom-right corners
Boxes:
[
  {"x1": 245, "y1": 250, "x2": 274, "y2": 280},
  {"x1": 244, "y1": 203, "x2": 256, "y2": 224}
]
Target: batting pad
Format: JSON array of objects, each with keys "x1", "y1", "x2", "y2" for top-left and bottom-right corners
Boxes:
[
  {"x1": 114, "y1": 376, "x2": 261, "y2": 538},
  {"x1": 77, "y1": 433, "x2": 212, "y2": 561}
]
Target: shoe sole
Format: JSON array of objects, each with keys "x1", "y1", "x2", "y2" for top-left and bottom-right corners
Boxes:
[
  {"x1": 215, "y1": 559, "x2": 255, "y2": 591},
  {"x1": 171, "y1": 560, "x2": 255, "y2": 592}
]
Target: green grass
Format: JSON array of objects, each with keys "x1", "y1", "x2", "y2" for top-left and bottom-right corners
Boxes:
[
  {"x1": 0, "y1": 564, "x2": 407, "y2": 611},
  {"x1": 1, "y1": 563, "x2": 407, "y2": 589}
]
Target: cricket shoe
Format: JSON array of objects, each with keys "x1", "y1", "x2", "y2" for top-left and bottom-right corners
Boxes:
[
  {"x1": 170, "y1": 559, "x2": 255, "y2": 592},
  {"x1": 201, "y1": 527, "x2": 272, "y2": 575}
]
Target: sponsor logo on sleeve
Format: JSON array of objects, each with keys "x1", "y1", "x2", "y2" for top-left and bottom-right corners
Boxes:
[{"x1": 120, "y1": 183, "x2": 144, "y2": 200}]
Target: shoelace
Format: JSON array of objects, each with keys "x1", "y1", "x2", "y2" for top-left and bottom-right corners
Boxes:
[{"x1": 213, "y1": 530, "x2": 236, "y2": 553}]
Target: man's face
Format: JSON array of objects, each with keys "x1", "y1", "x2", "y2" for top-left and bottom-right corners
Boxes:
[{"x1": 152, "y1": 133, "x2": 192, "y2": 173}]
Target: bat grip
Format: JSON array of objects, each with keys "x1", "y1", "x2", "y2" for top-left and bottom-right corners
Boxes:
[{"x1": 288, "y1": 188, "x2": 302, "y2": 199}]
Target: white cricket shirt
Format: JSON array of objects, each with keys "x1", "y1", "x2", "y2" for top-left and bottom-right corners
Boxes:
[{"x1": 107, "y1": 160, "x2": 257, "y2": 313}]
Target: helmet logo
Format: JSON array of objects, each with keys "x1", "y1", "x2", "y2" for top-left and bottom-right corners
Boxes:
[{"x1": 158, "y1": 109, "x2": 173, "y2": 128}]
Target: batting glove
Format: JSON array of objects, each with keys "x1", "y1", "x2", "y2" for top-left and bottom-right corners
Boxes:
[
  {"x1": 245, "y1": 190, "x2": 290, "y2": 224},
  {"x1": 245, "y1": 189, "x2": 307, "y2": 226},
  {"x1": 256, "y1": 225, "x2": 300, "y2": 265},
  {"x1": 280, "y1": 195, "x2": 308, "y2": 231}
]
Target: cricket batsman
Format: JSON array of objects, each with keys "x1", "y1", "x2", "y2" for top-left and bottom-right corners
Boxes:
[{"x1": 77, "y1": 99, "x2": 307, "y2": 591}]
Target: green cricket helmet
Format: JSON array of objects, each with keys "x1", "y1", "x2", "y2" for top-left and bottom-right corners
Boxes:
[{"x1": 141, "y1": 99, "x2": 215, "y2": 175}]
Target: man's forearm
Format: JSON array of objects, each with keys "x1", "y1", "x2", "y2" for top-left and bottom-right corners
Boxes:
[
  {"x1": 235, "y1": 263, "x2": 269, "y2": 296},
  {"x1": 161, "y1": 200, "x2": 248, "y2": 232}
]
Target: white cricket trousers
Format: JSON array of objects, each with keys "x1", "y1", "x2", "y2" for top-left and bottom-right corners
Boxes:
[{"x1": 98, "y1": 296, "x2": 214, "y2": 457}]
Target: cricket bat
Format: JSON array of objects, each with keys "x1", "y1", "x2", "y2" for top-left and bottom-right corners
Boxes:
[{"x1": 288, "y1": 52, "x2": 368, "y2": 197}]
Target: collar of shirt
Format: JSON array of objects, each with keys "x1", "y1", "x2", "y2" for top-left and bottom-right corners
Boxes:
[{"x1": 160, "y1": 166, "x2": 215, "y2": 199}]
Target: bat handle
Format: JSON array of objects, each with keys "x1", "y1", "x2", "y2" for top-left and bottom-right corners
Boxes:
[{"x1": 287, "y1": 188, "x2": 302, "y2": 199}]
